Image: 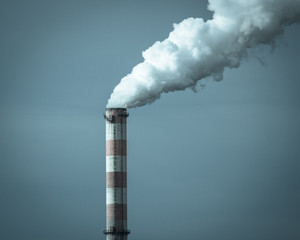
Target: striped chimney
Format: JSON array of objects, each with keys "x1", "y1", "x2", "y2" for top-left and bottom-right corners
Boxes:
[{"x1": 104, "y1": 108, "x2": 130, "y2": 240}]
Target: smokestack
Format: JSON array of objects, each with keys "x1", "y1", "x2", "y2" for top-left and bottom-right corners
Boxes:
[{"x1": 103, "y1": 108, "x2": 130, "y2": 240}]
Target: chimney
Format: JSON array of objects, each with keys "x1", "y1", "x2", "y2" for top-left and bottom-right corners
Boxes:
[{"x1": 103, "y1": 108, "x2": 130, "y2": 240}]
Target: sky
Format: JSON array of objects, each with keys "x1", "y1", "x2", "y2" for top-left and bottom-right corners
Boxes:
[{"x1": 0, "y1": 0, "x2": 300, "y2": 240}]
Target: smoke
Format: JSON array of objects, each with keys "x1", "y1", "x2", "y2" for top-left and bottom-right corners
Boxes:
[{"x1": 107, "y1": 0, "x2": 300, "y2": 108}]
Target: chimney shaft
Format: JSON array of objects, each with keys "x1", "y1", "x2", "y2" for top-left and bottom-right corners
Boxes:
[{"x1": 104, "y1": 108, "x2": 130, "y2": 240}]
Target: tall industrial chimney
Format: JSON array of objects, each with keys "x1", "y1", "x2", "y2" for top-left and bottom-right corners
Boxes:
[{"x1": 104, "y1": 108, "x2": 130, "y2": 240}]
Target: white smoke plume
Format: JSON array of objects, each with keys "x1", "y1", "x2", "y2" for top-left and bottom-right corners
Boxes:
[{"x1": 107, "y1": 0, "x2": 300, "y2": 108}]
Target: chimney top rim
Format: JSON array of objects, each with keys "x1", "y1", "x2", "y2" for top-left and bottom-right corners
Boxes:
[{"x1": 105, "y1": 108, "x2": 127, "y2": 110}]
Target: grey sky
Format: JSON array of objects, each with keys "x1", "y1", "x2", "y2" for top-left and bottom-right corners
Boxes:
[{"x1": 1, "y1": 1, "x2": 300, "y2": 240}]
